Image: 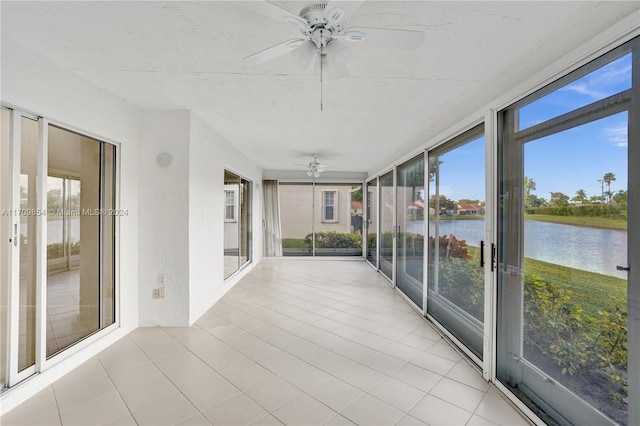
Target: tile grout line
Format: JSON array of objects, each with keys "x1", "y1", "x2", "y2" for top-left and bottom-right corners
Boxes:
[{"x1": 96, "y1": 353, "x2": 140, "y2": 425}]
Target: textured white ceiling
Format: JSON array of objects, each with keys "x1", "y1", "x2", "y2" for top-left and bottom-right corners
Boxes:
[{"x1": 2, "y1": 1, "x2": 638, "y2": 174}]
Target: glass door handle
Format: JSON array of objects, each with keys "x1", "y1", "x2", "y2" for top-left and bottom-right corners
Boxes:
[
  {"x1": 480, "y1": 240, "x2": 485, "y2": 267},
  {"x1": 616, "y1": 265, "x2": 630, "y2": 271}
]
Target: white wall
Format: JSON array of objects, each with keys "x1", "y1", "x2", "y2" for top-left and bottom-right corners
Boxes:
[
  {"x1": 138, "y1": 111, "x2": 191, "y2": 326},
  {"x1": 137, "y1": 111, "x2": 263, "y2": 327},
  {"x1": 189, "y1": 113, "x2": 262, "y2": 325},
  {"x1": 1, "y1": 35, "x2": 141, "y2": 412},
  {"x1": 1, "y1": 37, "x2": 265, "y2": 412}
]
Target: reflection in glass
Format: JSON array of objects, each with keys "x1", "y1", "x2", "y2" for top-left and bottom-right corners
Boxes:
[
  {"x1": 223, "y1": 170, "x2": 251, "y2": 276},
  {"x1": 239, "y1": 178, "x2": 251, "y2": 267},
  {"x1": 428, "y1": 130, "x2": 485, "y2": 358},
  {"x1": 396, "y1": 155, "x2": 425, "y2": 307},
  {"x1": 224, "y1": 171, "x2": 241, "y2": 277},
  {"x1": 46, "y1": 125, "x2": 115, "y2": 358},
  {"x1": 19, "y1": 117, "x2": 38, "y2": 372},
  {"x1": 379, "y1": 172, "x2": 394, "y2": 280},
  {"x1": 47, "y1": 177, "x2": 65, "y2": 265}
]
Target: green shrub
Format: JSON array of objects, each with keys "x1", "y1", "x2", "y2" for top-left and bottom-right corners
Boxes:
[
  {"x1": 523, "y1": 274, "x2": 627, "y2": 393},
  {"x1": 305, "y1": 231, "x2": 362, "y2": 249},
  {"x1": 529, "y1": 204, "x2": 626, "y2": 219},
  {"x1": 436, "y1": 258, "x2": 484, "y2": 321}
]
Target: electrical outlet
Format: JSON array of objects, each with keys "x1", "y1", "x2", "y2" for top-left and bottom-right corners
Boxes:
[
  {"x1": 158, "y1": 273, "x2": 166, "y2": 285},
  {"x1": 152, "y1": 287, "x2": 166, "y2": 299}
]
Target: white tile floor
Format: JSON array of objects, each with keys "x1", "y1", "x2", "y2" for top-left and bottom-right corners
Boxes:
[{"x1": 1, "y1": 259, "x2": 531, "y2": 426}]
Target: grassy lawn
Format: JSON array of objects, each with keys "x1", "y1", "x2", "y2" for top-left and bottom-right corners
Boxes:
[
  {"x1": 466, "y1": 245, "x2": 626, "y2": 316},
  {"x1": 524, "y1": 257, "x2": 626, "y2": 316},
  {"x1": 525, "y1": 214, "x2": 627, "y2": 230},
  {"x1": 282, "y1": 238, "x2": 308, "y2": 249}
]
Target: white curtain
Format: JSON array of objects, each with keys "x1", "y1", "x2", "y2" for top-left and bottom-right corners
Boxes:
[{"x1": 262, "y1": 180, "x2": 283, "y2": 257}]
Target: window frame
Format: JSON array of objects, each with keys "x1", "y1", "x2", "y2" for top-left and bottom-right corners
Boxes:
[
  {"x1": 321, "y1": 190, "x2": 338, "y2": 223},
  {"x1": 224, "y1": 189, "x2": 236, "y2": 222}
]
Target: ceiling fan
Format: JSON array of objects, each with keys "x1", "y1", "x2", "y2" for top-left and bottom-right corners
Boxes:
[
  {"x1": 296, "y1": 154, "x2": 327, "y2": 178},
  {"x1": 242, "y1": 0, "x2": 424, "y2": 81}
]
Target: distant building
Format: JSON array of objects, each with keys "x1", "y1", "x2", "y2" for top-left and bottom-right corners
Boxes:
[{"x1": 457, "y1": 203, "x2": 483, "y2": 215}]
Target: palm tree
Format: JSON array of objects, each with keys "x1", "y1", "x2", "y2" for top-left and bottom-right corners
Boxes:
[
  {"x1": 572, "y1": 189, "x2": 587, "y2": 204},
  {"x1": 603, "y1": 172, "x2": 616, "y2": 203},
  {"x1": 524, "y1": 176, "x2": 536, "y2": 196}
]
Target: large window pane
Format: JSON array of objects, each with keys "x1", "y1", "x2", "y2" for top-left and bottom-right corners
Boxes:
[
  {"x1": 519, "y1": 53, "x2": 631, "y2": 131},
  {"x1": 46, "y1": 125, "x2": 114, "y2": 358},
  {"x1": 102, "y1": 145, "x2": 116, "y2": 327},
  {"x1": 314, "y1": 184, "x2": 362, "y2": 257},
  {"x1": 239, "y1": 178, "x2": 251, "y2": 267},
  {"x1": 379, "y1": 172, "x2": 394, "y2": 280},
  {"x1": 224, "y1": 171, "x2": 240, "y2": 278},
  {"x1": 396, "y1": 155, "x2": 425, "y2": 308},
  {"x1": 428, "y1": 127, "x2": 485, "y2": 358},
  {"x1": 280, "y1": 183, "x2": 313, "y2": 256},
  {"x1": 223, "y1": 170, "x2": 251, "y2": 277},
  {"x1": 498, "y1": 39, "x2": 636, "y2": 425},
  {"x1": 366, "y1": 179, "x2": 378, "y2": 266},
  {"x1": 19, "y1": 117, "x2": 38, "y2": 372}
]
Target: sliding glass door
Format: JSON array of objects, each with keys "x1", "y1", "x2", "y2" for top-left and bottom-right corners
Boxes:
[
  {"x1": 379, "y1": 171, "x2": 394, "y2": 280},
  {"x1": 498, "y1": 40, "x2": 637, "y2": 425},
  {"x1": 396, "y1": 155, "x2": 425, "y2": 308},
  {"x1": 1, "y1": 109, "x2": 118, "y2": 389},
  {"x1": 427, "y1": 126, "x2": 485, "y2": 359},
  {"x1": 46, "y1": 125, "x2": 116, "y2": 358},
  {"x1": 223, "y1": 170, "x2": 251, "y2": 278},
  {"x1": 365, "y1": 178, "x2": 378, "y2": 266}
]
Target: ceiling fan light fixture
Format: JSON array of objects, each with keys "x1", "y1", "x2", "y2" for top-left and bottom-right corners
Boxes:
[
  {"x1": 292, "y1": 40, "x2": 318, "y2": 69},
  {"x1": 314, "y1": 170, "x2": 320, "y2": 178}
]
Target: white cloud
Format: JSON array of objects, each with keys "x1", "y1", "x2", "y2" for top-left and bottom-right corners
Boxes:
[
  {"x1": 604, "y1": 124, "x2": 628, "y2": 148},
  {"x1": 561, "y1": 82, "x2": 606, "y2": 99},
  {"x1": 559, "y1": 57, "x2": 631, "y2": 100}
]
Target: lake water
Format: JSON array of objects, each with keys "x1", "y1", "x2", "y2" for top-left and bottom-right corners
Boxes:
[
  {"x1": 37, "y1": 218, "x2": 628, "y2": 278},
  {"x1": 408, "y1": 219, "x2": 627, "y2": 279}
]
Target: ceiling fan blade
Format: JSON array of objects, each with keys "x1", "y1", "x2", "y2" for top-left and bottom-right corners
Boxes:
[
  {"x1": 243, "y1": 38, "x2": 307, "y2": 64},
  {"x1": 342, "y1": 27, "x2": 424, "y2": 50},
  {"x1": 238, "y1": 1, "x2": 304, "y2": 25},
  {"x1": 324, "y1": 1, "x2": 365, "y2": 25}
]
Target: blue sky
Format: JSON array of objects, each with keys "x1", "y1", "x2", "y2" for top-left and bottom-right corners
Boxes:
[{"x1": 431, "y1": 53, "x2": 630, "y2": 203}]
